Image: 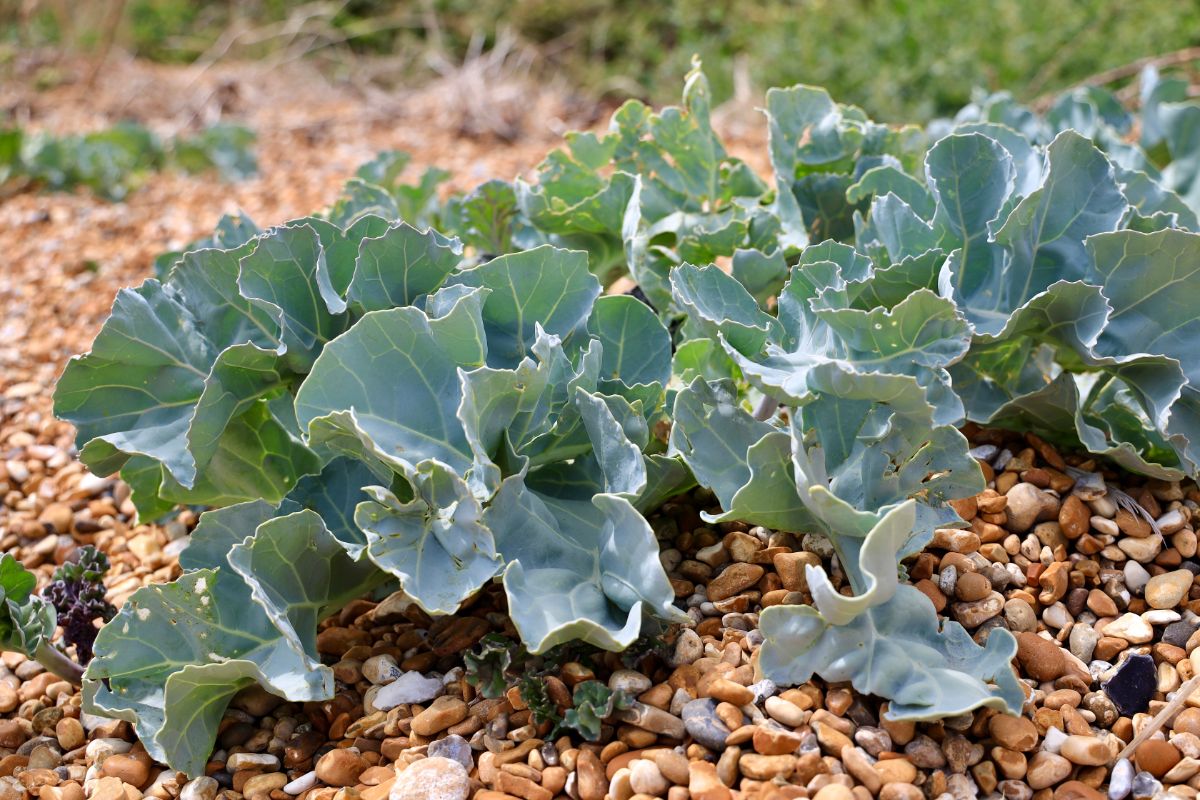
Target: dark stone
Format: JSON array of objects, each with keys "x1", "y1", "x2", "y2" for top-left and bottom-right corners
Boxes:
[
  {"x1": 681, "y1": 698, "x2": 731, "y2": 751},
  {"x1": 1066, "y1": 588, "x2": 1089, "y2": 617},
  {"x1": 1162, "y1": 620, "x2": 1199, "y2": 649},
  {"x1": 217, "y1": 722, "x2": 255, "y2": 750},
  {"x1": 1103, "y1": 653, "x2": 1158, "y2": 716}
]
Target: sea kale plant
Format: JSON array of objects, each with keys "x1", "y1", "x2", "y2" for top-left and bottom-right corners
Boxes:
[{"x1": 54, "y1": 63, "x2": 1200, "y2": 775}]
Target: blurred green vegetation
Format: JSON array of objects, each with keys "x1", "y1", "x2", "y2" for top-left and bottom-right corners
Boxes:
[{"x1": 6, "y1": 0, "x2": 1200, "y2": 122}]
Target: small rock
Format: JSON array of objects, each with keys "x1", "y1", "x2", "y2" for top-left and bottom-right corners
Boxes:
[
  {"x1": 282, "y1": 771, "x2": 318, "y2": 796},
  {"x1": 1124, "y1": 561, "x2": 1151, "y2": 592},
  {"x1": 315, "y1": 750, "x2": 367, "y2": 787},
  {"x1": 1163, "y1": 620, "x2": 1198, "y2": 648},
  {"x1": 1004, "y1": 599, "x2": 1037, "y2": 632},
  {"x1": 1103, "y1": 653, "x2": 1157, "y2": 716},
  {"x1": 904, "y1": 735, "x2": 946, "y2": 769},
  {"x1": 226, "y1": 753, "x2": 280, "y2": 771},
  {"x1": 1069, "y1": 624, "x2": 1100, "y2": 662},
  {"x1": 613, "y1": 702, "x2": 686, "y2": 739},
  {"x1": 427, "y1": 735, "x2": 472, "y2": 771},
  {"x1": 242, "y1": 774, "x2": 287, "y2": 798},
  {"x1": 707, "y1": 563, "x2": 764, "y2": 602},
  {"x1": 1109, "y1": 758, "x2": 1134, "y2": 800},
  {"x1": 1145, "y1": 569, "x2": 1193, "y2": 609},
  {"x1": 1027, "y1": 751, "x2": 1072, "y2": 790},
  {"x1": 0, "y1": 777, "x2": 26, "y2": 800},
  {"x1": 608, "y1": 669, "x2": 652, "y2": 695},
  {"x1": 707, "y1": 678, "x2": 753, "y2": 706},
  {"x1": 1118, "y1": 533, "x2": 1163, "y2": 563},
  {"x1": 390, "y1": 757, "x2": 468, "y2": 800},
  {"x1": 687, "y1": 760, "x2": 731, "y2": 800},
  {"x1": 1015, "y1": 632, "x2": 1066, "y2": 681},
  {"x1": 577, "y1": 750, "x2": 607, "y2": 800},
  {"x1": 628, "y1": 760, "x2": 669, "y2": 795},
  {"x1": 764, "y1": 695, "x2": 806, "y2": 727},
  {"x1": 1134, "y1": 740, "x2": 1181, "y2": 778},
  {"x1": 682, "y1": 698, "x2": 731, "y2": 751},
  {"x1": 1006, "y1": 483, "x2": 1058, "y2": 533},
  {"x1": 361, "y1": 655, "x2": 402, "y2": 685},
  {"x1": 1060, "y1": 735, "x2": 1110, "y2": 766},
  {"x1": 988, "y1": 715, "x2": 1037, "y2": 752},
  {"x1": 1130, "y1": 771, "x2": 1162, "y2": 800},
  {"x1": 180, "y1": 777, "x2": 217, "y2": 800},
  {"x1": 411, "y1": 697, "x2": 468, "y2": 736},
  {"x1": 373, "y1": 672, "x2": 443, "y2": 709},
  {"x1": 1103, "y1": 613, "x2": 1153, "y2": 643},
  {"x1": 54, "y1": 718, "x2": 83, "y2": 752},
  {"x1": 99, "y1": 754, "x2": 149, "y2": 789},
  {"x1": 671, "y1": 629, "x2": 703, "y2": 666},
  {"x1": 951, "y1": 591, "x2": 1004, "y2": 628}
]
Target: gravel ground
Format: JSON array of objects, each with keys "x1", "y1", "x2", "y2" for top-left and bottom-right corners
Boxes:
[{"x1": 3, "y1": 54, "x2": 1200, "y2": 800}]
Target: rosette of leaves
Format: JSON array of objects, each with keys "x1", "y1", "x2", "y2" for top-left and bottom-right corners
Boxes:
[
  {"x1": 62, "y1": 207, "x2": 691, "y2": 774},
  {"x1": 43, "y1": 546, "x2": 116, "y2": 664}
]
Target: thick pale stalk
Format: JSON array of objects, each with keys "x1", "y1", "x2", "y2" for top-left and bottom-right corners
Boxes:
[{"x1": 33, "y1": 642, "x2": 84, "y2": 685}]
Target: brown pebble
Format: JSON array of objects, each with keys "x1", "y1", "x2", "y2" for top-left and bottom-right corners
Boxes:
[
  {"x1": 1015, "y1": 632, "x2": 1067, "y2": 681},
  {"x1": 707, "y1": 563, "x2": 764, "y2": 602},
  {"x1": 956, "y1": 572, "x2": 992, "y2": 602},
  {"x1": 315, "y1": 750, "x2": 367, "y2": 787},
  {"x1": 1135, "y1": 739, "x2": 1181, "y2": 778}
]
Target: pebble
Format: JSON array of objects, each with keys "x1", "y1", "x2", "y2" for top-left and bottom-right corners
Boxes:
[
  {"x1": 427, "y1": 735, "x2": 472, "y2": 771},
  {"x1": 282, "y1": 771, "x2": 318, "y2": 795},
  {"x1": 682, "y1": 699, "x2": 731, "y2": 751},
  {"x1": 1027, "y1": 751, "x2": 1072, "y2": 789},
  {"x1": 671, "y1": 629, "x2": 703, "y2": 665},
  {"x1": 1135, "y1": 740, "x2": 1181, "y2": 778},
  {"x1": 764, "y1": 696, "x2": 806, "y2": 727},
  {"x1": 1103, "y1": 653, "x2": 1158, "y2": 716},
  {"x1": 988, "y1": 715, "x2": 1037, "y2": 751},
  {"x1": 1103, "y1": 613, "x2": 1153, "y2": 643},
  {"x1": 1060, "y1": 735, "x2": 1110, "y2": 766},
  {"x1": 609, "y1": 669, "x2": 652, "y2": 694},
  {"x1": 1070, "y1": 624, "x2": 1100, "y2": 662},
  {"x1": 411, "y1": 696, "x2": 468, "y2": 736},
  {"x1": 952, "y1": 591, "x2": 1004, "y2": 627},
  {"x1": 688, "y1": 760, "x2": 731, "y2": 800},
  {"x1": 1004, "y1": 599, "x2": 1038, "y2": 632},
  {"x1": 614, "y1": 702, "x2": 687, "y2": 739},
  {"x1": 226, "y1": 753, "x2": 280, "y2": 771},
  {"x1": 1163, "y1": 619, "x2": 1198, "y2": 648},
  {"x1": 1130, "y1": 771, "x2": 1162, "y2": 799},
  {"x1": 1124, "y1": 561, "x2": 1152, "y2": 592},
  {"x1": 1015, "y1": 632, "x2": 1066, "y2": 681},
  {"x1": 242, "y1": 773, "x2": 287, "y2": 798},
  {"x1": 1006, "y1": 483, "x2": 1059, "y2": 532},
  {"x1": 180, "y1": 777, "x2": 218, "y2": 800},
  {"x1": 1109, "y1": 758, "x2": 1134, "y2": 800},
  {"x1": 373, "y1": 672, "x2": 444, "y2": 709},
  {"x1": 707, "y1": 563, "x2": 764, "y2": 601},
  {"x1": 1145, "y1": 569, "x2": 1193, "y2": 609},
  {"x1": 628, "y1": 759, "x2": 669, "y2": 795},
  {"x1": 390, "y1": 757, "x2": 468, "y2": 800},
  {"x1": 361, "y1": 655, "x2": 402, "y2": 685},
  {"x1": 315, "y1": 749, "x2": 367, "y2": 786},
  {"x1": 98, "y1": 754, "x2": 149, "y2": 788}
]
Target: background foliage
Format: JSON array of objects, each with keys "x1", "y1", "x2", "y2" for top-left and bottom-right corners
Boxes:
[{"x1": 4, "y1": 0, "x2": 1200, "y2": 121}]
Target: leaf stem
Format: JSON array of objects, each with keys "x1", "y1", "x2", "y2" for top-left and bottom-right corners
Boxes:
[
  {"x1": 33, "y1": 642, "x2": 84, "y2": 685},
  {"x1": 753, "y1": 396, "x2": 779, "y2": 421}
]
